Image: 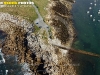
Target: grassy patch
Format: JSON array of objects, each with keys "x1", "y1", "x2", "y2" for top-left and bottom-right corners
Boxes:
[
  {"x1": 42, "y1": 30, "x2": 48, "y2": 39},
  {"x1": 32, "y1": 0, "x2": 48, "y2": 18},
  {"x1": 41, "y1": 30, "x2": 48, "y2": 44},
  {"x1": 34, "y1": 25, "x2": 40, "y2": 33},
  {"x1": 0, "y1": 0, "x2": 48, "y2": 33},
  {"x1": 0, "y1": 0, "x2": 38, "y2": 22}
]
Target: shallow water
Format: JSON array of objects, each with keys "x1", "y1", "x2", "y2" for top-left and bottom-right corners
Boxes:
[{"x1": 72, "y1": 0, "x2": 100, "y2": 75}]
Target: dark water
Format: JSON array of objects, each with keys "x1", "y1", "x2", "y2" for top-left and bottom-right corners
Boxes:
[
  {"x1": 0, "y1": 31, "x2": 22, "y2": 75},
  {"x1": 72, "y1": 0, "x2": 100, "y2": 75},
  {"x1": 0, "y1": 55, "x2": 22, "y2": 75},
  {"x1": 0, "y1": 30, "x2": 6, "y2": 75},
  {"x1": 0, "y1": 30, "x2": 7, "y2": 44}
]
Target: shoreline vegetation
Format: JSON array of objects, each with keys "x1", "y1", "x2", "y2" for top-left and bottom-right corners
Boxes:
[
  {"x1": 0, "y1": 0, "x2": 79, "y2": 75},
  {"x1": 46, "y1": 0, "x2": 76, "y2": 47},
  {"x1": 0, "y1": 0, "x2": 100, "y2": 75},
  {"x1": 46, "y1": 0, "x2": 78, "y2": 75}
]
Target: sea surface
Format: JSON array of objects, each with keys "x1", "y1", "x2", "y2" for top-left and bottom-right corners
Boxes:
[
  {"x1": 0, "y1": 31, "x2": 22, "y2": 75},
  {"x1": 72, "y1": 0, "x2": 100, "y2": 75}
]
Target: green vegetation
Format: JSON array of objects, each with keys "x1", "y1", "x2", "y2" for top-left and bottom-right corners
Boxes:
[
  {"x1": 0, "y1": 7, "x2": 37, "y2": 22},
  {"x1": 34, "y1": 25, "x2": 40, "y2": 33},
  {"x1": 42, "y1": 31, "x2": 47, "y2": 39},
  {"x1": 41, "y1": 30, "x2": 48, "y2": 44},
  {"x1": 0, "y1": 0, "x2": 48, "y2": 32},
  {"x1": 0, "y1": 0, "x2": 38, "y2": 22},
  {"x1": 48, "y1": 27, "x2": 52, "y2": 39},
  {"x1": 32, "y1": 0, "x2": 48, "y2": 19}
]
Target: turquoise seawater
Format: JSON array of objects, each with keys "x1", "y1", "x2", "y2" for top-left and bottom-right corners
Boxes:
[{"x1": 72, "y1": 0, "x2": 100, "y2": 75}]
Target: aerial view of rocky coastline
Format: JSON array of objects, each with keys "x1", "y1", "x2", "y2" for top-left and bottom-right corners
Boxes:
[{"x1": 0, "y1": 0, "x2": 100, "y2": 75}]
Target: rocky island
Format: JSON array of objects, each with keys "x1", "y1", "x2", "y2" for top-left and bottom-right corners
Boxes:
[{"x1": 0, "y1": 0, "x2": 78, "y2": 75}]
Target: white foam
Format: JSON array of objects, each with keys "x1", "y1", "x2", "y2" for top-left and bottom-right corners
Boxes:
[
  {"x1": 98, "y1": 20, "x2": 100, "y2": 22},
  {"x1": 93, "y1": 19, "x2": 95, "y2": 21},
  {"x1": 94, "y1": 4, "x2": 96, "y2": 6},
  {"x1": 87, "y1": 11, "x2": 90, "y2": 14},
  {"x1": 90, "y1": 15, "x2": 92, "y2": 17},
  {"x1": 0, "y1": 48, "x2": 1, "y2": 52},
  {"x1": 2, "y1": 58, "x2": 5, "y2": 63},
  {"x1": 98, "y1": 12, "x2": 100, "y2": 15},
  {"x1": 0, "y1": 48, "x2": 5, "y2": 64},
  {"x1": 5, "y1": 70, "x2": 8, "y2": 75},
  {"x1": 90, "y1": 3, "x2": 93, "y2": 5},
  {"x1": 89, "y1": 7, "x2": 92, "y2": 10}
]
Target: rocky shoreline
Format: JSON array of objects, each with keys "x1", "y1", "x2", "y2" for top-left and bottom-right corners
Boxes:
[
  {"x1": 0, "y1": 0, "x2": 78, "y2": 75},
  {"x1": 46, "y1": 0, "x2": 76, "y2": 48}
]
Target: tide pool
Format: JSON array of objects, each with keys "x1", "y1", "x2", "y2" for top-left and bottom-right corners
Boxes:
[{"x1": 72, "y1": 0, "x2": 100, "y2": 75}]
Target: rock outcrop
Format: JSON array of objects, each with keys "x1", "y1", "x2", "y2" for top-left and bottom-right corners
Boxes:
[{"x1": 0, "y1": 0, "x2": 78, "y2": 75}]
